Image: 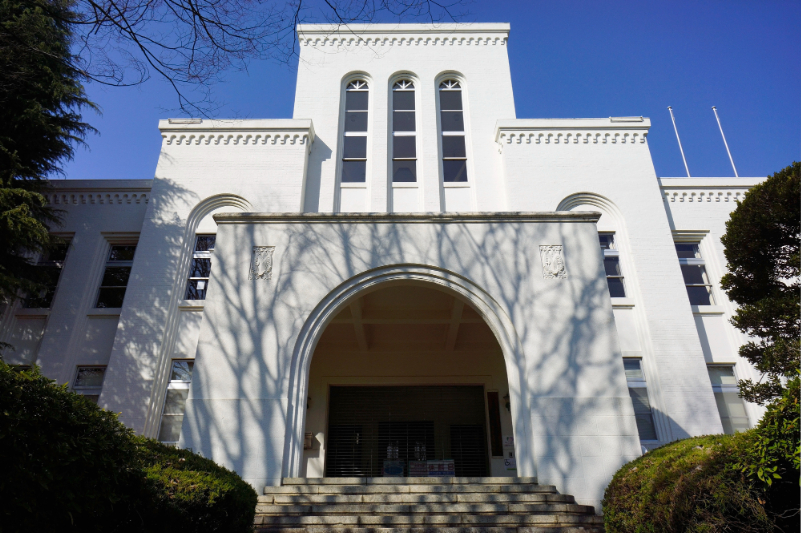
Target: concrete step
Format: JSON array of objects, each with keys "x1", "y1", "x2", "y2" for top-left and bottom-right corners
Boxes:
[
  {"x1": 255, "y1": 514, "x2": 604, "y2": 527},
  {"x1": 282, "y1": 477, "x2": 539, "y2": 486},
  {"x1": 264, "y1": 484, "x2": 557, "y2": 495},
  {"x1": 259, "y1": 493, "x2": 576, "y2": 505},
  {"x1": 256, "y1": 526, "x2": 603, "y2": 533},
  {"x1": 256, "y1": 503, "x2": 595, "y2": 515}
]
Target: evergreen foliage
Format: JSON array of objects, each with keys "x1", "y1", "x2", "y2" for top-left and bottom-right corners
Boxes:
[
  {"x1": 720, "y1": 162, "x2": 800, "y2": 404},
  {"x1": 0, "y1": 361, "x2": 257, "y2": 533},
  {"x1": 603, "y1": 380, "x2": 800, "y2": 533},
  {"x1": 0, "y1": 0, "x2": 95, "y2": 306},
  {"x1": 603, "y1": 435, "x2": 774, "y2": 533}
]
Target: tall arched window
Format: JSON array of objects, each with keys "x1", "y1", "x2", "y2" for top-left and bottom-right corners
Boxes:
[
  {"x1": 391, "y1": 79, "x2": 416, "y2": 182},
  {"x1": 439, "y1": 80, "x2": 467, "y2": 182},
  {"x1": 342, "y1": 79, "x2": 369, "y2": 183}
]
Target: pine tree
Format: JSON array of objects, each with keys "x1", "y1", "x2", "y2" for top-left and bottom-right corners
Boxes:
[{"x1": 0, "y1": 0, "x2": 95, "y2": 305}]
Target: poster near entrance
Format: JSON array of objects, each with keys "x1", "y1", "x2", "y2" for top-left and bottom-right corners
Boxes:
[{"x1": 325, "y1": 385, "x2": 489, "y2": 478}]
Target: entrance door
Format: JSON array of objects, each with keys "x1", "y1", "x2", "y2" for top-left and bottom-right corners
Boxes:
[{"x1": 325, "y1": 385, "x2": 488, "y2": 477}]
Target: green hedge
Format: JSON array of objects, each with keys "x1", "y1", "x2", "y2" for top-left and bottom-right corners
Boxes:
[
  {"x1": 603, "y1": 380, "x2": 800, "y2": 533},
  {"x1": 0, "y1": 362, "x2": 257, "y2": 533},
  {"x1": 136, "y1": 437, "x2": 258, "y2": 533}
]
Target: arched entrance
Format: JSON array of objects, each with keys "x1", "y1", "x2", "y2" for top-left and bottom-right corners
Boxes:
[{"x1": 285, "y1": 272, "x2": 524, "y2": 478}]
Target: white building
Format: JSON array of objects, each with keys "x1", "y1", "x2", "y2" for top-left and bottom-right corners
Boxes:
[{"x1": 2, "y1": 24, "x2": 763, "y2": 510}]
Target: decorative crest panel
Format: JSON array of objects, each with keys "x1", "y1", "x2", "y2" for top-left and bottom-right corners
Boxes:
[
  {"x1": 539, "y1": 245, "x2": 567, "y2": 279},
  {"x1": 249, "y1": 246, "x2": 275, "y2": 281}
]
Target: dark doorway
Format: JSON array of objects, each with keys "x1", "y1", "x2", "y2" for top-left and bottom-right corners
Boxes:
[{"x1": 325, "y1": 385, "x2": 489, "y2": 477}]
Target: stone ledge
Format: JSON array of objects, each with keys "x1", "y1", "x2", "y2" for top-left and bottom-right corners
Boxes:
[{"x1": 214, "y1": 212, "x2": 601, "y2": 225}]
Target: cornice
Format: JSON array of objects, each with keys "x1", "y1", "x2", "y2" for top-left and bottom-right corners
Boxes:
[
  {"x1": 658, "y1": 177, "x2": 763, "y2": 204},
  {"x1": 158, "y1": 119, "x2": 315, "y2": 147},
  {"x1": 297, "y1": 24, "x2": 509, "y2": 48},
  {"x1": 214, "y1": 211, "x2": 601, "y2": 225},
  {"x1": 47, "y1": 191, "x2": 149, "y2": 205},
  {"x1": 662, "y1": 189, "x2": 747, "y2": 204},
  {"x1": 44, "y1": 180, "x2": 152, "y2": 205},
  {"x1": 495, "y1": 118, "x2": 650, "y2": 145}
]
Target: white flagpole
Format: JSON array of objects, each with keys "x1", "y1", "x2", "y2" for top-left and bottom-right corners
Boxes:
[
  {"x1": 668, "y1": 106, "x2": 691, "y2": 177},
  {"x1": 712, "y1": 106, "x2": 739, "y2": 177}
]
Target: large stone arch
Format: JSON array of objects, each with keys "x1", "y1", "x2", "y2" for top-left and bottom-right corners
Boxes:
[{"x1": 282, "y1": 264, "x2": 534, "y2": 478}]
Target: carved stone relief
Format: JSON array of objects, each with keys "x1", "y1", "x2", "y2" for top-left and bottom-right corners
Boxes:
[
  {"x1": 539, "y1": 245, "x2": 567, "y2": 279},
  {"x1": 249, "y1": 246, "x2": 275, "y2": 280}
]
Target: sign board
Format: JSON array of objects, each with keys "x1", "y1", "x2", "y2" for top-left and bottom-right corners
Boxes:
[
  {"x1": 382, "y1": 460, "x2": 404, "y2": 477},
  {"x1": 427, "y1": 459, "x2": 455, "y2": 477},
  {"x1": 503, "y1": 436, "x2": 514, "y2": 448},
  {"x1": 504, "y1": 458, "x2": 517, "y2": 471},
  {"x1": 408, "y1": 461, "x2": 428, "y2": 477}
]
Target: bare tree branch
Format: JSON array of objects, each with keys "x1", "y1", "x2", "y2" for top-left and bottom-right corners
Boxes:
[{"x1": 57, "y1": 0, "x2": 468, "y2": 115}]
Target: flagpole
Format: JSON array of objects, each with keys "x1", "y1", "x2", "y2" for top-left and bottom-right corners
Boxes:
[
  {"x1": 668, "y1": 106, "x2": 690, "y2": 177},
  {"x1": 712, "y1": 106, "x2": 739, "y2": 177}
]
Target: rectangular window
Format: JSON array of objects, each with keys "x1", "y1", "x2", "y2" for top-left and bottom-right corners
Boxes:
[
  {"x1": 185, "y1": 235, "x2": 215, "y2": 300},
  {"x1": 392, "y1": 80, "x2": 417, "y2": 183},
  {"x1": 158, "y1": 360, "x2": 195, "y2": 444},
  {"x1": 675, "y1": 243, "x2": 714, "y2": 305},
  {"x1": 599, "y1": 233, "x2": 626, "y2": 298},
  {"x1": 95, "y1": 245, "x2": 136, "y2": 308},
  {"x1": 341, "y1": 80, "x2": 369, "y2": 183},
  {"x1": 624, "y1": 358, "x2": 658, "y2": 441},
  {"x1": 72, "y1": 366, "x2": 106, "y2": 404},
  {"x1": 439, "y1": 80, "x2": 468, "y2": 183},
  {"x1": 708, "y1": 365, "x2": 749, "y2": 434},
  {"x1": 23, "y1": 240, "x2": 70, "y2": 308}
]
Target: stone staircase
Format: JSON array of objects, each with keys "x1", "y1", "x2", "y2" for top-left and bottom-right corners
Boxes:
[{"x1": 255, "y1": 477, "x2": 604, "y2": 532}]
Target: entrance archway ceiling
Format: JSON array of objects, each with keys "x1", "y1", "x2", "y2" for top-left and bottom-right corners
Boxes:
[{"x1": 317, "y1": 285, "x2": 499, "y2": 353}]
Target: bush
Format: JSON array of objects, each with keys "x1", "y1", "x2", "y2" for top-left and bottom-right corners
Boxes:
[
  {"x1": 0, "y1": 362, "x2": 257, "y2": 533},
  {"x1": 603, "y1": 381, "x2": 800, "y2": 533},
  {"x1": 603, "y1": 434, "x2": 774, "y2": 533},
  {"x1": 0, "y1": 362, "x2": 141, "y2": 532},
  {"x1": 735, "y1": 377, "x2": 800, "y2": 532},
  {"x1": 135, "y1": 437, "x2": 258, "y2": 533}
]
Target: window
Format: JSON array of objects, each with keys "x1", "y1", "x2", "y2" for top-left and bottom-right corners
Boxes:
[
  {"x1": 708, "y1": 365, "x2": 749, "y2": 434},
  {"x1": 439, "y1": 80, "x2": 468, "y2": 182},
  {"x1": 624, "y1": 359, "x2": 658, "y2": 441},
  {"x1": 599, "y1": 233, "x2": 626, "y2": 298},
  {"x1": 158, "y1": 360, "x2": 195, "y2": 444},
  {"x1": 675, "y1": 243, "x2": 714, "y2": 305},
  {"x1": 391, "y1": 79, "x2": 416, "y2": 182},
  {"x1": 95, "y1": 245, "x2": 136, "y2": 308},
  {"x1": 185, "y1": 235, "x2": 215, "y2": 300},
  {"x1": 341, "y1": 79, "x2": 369, "y2": 183},
  {"x1": 23, "y1": 240, "x2": 70, "y2": 308},
  {"x1": 72, "y1": 366, "x2": 106, "y2": 404}
]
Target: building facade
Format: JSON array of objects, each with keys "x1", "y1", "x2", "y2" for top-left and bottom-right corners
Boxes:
[{"x1": 1, "y1": 24, "x2": 763, "y2": 509}]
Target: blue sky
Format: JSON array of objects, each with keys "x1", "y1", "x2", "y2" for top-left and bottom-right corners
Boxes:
[{"x1": 62, "y1": 0, "x2": 800, "y2": 181}]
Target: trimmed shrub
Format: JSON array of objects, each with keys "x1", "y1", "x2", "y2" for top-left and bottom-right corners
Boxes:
[
  {"x1": 0, "y1": 362, "x2": 257, "y2": 533},
  {"x1": 603, "y1": 380, "x2": 800, "y2": 533},
  {"x1": 0, "y1": 362, "x2": 142, "y2": 532},
  {"x1": 602, "y1": 434, "x2": 774, "y2": 533},
  {"x1": 134, "y1": 437, "x2": 258, "y2": 533}
]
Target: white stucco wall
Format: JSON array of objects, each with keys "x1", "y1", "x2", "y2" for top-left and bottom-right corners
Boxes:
[
  {"x1": 294, "y1": 24, "x2": 515, "y2": 214},
  {"x1": 0, "y1": 22, "x2": 770, "y2": 515},
  {"x1": 178, "y1": 212, "x2": 641, "y2": 509},
  {"x1": 660, "y1": 177, "x2": 766, "y2": 424}
]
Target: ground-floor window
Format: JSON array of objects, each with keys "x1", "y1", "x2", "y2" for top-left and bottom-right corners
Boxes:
[
  {"x1": 72, "y1": 366, "x2": 106, "y2": 403},
  {"x1": 624, "y1": 358, "x2": 658, "y2": 441},
  {"x1": 157, "y1": 360, "x2": 194, "y2": 444},
  {"x1": 708, "y1": 365, "x2": 749, "y2": 434}
]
